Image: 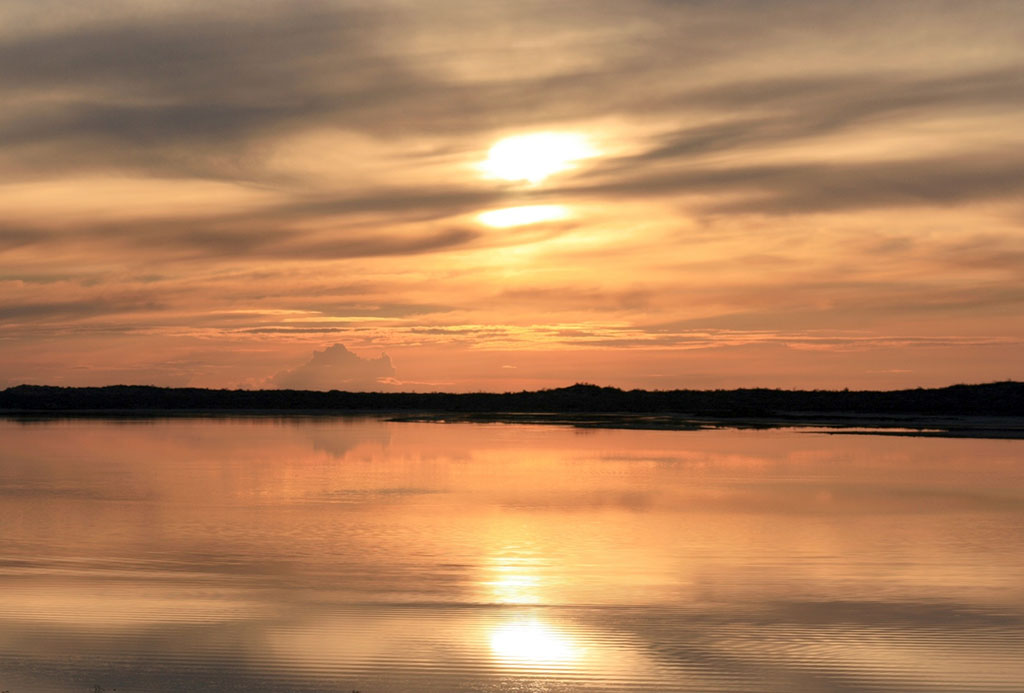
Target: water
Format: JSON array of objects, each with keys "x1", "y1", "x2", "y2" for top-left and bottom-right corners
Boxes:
[{"x1": 1, "y1": 418, "x2": 1022, "y2": 692}]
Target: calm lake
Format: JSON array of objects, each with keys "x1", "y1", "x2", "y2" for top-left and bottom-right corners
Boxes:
[{"x1": 1, "y1": 418, "x2": 1022, "y2": 692}]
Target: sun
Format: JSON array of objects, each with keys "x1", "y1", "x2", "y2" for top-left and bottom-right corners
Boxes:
[{"x1": 480, "y1": 132, "x2": 596, "y2": 185}]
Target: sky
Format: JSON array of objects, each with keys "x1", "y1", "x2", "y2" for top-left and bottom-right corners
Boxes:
[{"x1": 1, "y1": 0, "x2": 1023, "y2": 392}]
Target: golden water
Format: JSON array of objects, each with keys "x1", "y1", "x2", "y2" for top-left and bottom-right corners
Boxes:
[{"x1": 1, "y1": 418, "x2": 1022, "y2": 692}]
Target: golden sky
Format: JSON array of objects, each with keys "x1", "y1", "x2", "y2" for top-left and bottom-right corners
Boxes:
[{"x1": 1, "y1": 0, "x2": 1022, "y2": 391}]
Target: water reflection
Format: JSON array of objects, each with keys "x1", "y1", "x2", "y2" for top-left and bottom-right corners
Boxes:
[
  {"x1": 486, "y1": 557, "x2": 544, "y2": 605},
  {"x1": 0, "y1": 418, "x2": 1022, "y2": 692},
  {"x1": 489, "y1": 617, "x2": 582, "y2": 666}
]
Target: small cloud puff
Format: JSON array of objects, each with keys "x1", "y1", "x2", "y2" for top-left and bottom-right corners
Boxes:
[{"x1": 270, "y1": 343, "x2": 395, "y2": 391}]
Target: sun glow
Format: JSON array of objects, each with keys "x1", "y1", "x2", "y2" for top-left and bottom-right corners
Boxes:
[
  {"x1": 477, "y1": 205, "x2": 569, "y2": 228},
  {"x1": 480, "y1": 132, "x2": 597, "y2": 184}
]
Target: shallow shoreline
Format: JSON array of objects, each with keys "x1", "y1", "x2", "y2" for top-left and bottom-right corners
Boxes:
[
  {"x1": 386, "y1": 411, "x2": 1024, "y2": 439},
  {"x1": 3, "y1": 409, "x2": 1023, "y2": 439}
]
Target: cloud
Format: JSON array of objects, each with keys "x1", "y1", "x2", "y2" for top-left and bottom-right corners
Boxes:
[
  {"x1": 553, "y1": 149, "x2": 1024, "y2": 215},
  {"x1": 5, "y1": 1, "x2": 1024, "y2": 221},
  {"x1": 2, "y1": 217, "x2": 484, "y2": 262},
  {"x1": 4, "y1": 0, "x2": 1015, "y2": 184},
  {"x1": 0, "y1": 226, "x2": 47, "y2": 251},
  {"x1": 0, "y1": 295, "x2": 163, "y2": 322},
  {"x1": 269, "y1": 343, "x2": 396, "y2": 391},
  {"x1": 583, "y1": 66, "x2": 1021, "y2": 170}
]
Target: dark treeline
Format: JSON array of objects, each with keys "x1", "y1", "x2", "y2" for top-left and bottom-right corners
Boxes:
[{"x1": 1, "y1": 382, "x2": 1022, "y2": 416}]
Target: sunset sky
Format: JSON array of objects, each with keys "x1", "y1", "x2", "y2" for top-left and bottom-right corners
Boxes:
[{"x1": 2, "y1": 0, "x2": 1022, "y2": 391}]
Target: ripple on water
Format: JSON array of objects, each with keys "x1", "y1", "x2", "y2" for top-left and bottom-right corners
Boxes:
[{"x1": 1, "y1": 419, "x2": 1023, "y2": 692}]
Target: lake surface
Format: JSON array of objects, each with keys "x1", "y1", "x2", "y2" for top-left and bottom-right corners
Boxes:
[{"x1": 1, "y1": 418, "x2": 1022, "y2": 693}]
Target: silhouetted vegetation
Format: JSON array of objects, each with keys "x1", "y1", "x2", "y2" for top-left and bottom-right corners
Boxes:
[{"x1": 1, "y1": 381, "x2": 1021, "y2": 417}]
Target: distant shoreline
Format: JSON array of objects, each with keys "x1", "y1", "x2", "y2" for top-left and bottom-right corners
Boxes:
[
  {"x1": 2, "y1": 408, "x2": 1022, "y2": 439},
  {"x1": 1, "y1": 382, "x2": 1022, "y2": 439}
]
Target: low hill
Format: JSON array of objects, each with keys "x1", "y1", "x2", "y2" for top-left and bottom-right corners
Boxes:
[{"x1": 1, "y1": 381, "x2": 1022, "y2": 417}]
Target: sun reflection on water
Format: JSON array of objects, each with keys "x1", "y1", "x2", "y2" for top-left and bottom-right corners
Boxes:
[
  {"x1": 489, "y1": 618, "x2": 583, "y2": 666},
  {"x1": 483, "y1": 547, "x2": 549, "y2": 605}
]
